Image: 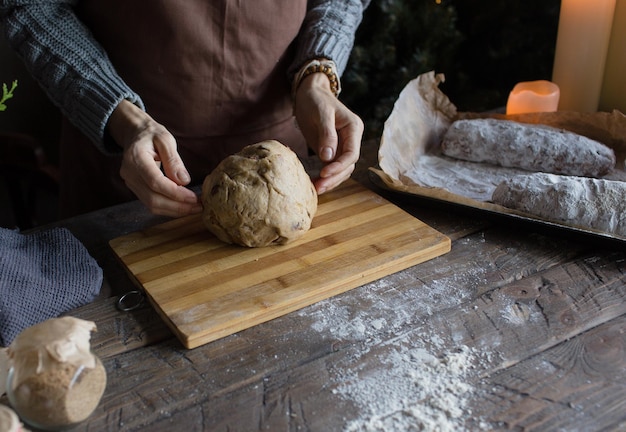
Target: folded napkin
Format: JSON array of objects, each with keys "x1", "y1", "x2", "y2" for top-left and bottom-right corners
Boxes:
[{"x1": 0, "y1": 227, "x2": 102, "y2": 346}]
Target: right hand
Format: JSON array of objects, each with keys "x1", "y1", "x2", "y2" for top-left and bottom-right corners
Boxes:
[
  {"x1": 294, "y1": 72, "x2": 364, "y2": 195},
  {"x1": 107, "y1": 100, "x2": 202, "y2": 217}
]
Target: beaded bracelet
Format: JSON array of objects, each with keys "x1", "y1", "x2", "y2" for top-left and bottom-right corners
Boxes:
[{"x1": 291, "y1": 58, "x2": 342, "y2": 101}]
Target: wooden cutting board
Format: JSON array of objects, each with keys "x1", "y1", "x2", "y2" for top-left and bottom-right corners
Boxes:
[{"x1": 109, "y1": 180, "x2": 451, "y2": 348}]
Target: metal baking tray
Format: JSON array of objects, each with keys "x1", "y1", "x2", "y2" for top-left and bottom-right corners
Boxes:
[{"x1": 368, "y1": 166, "x2": 626, "y2": 246}]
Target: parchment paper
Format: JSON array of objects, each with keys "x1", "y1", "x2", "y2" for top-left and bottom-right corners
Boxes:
[{"x1": 371, "y1": 71, "x2": 626, "y2": 240}]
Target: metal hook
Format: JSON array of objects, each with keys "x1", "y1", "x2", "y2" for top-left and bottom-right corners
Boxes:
[{"x1": 116, "y1": 290, "x2": 145, "y2": 312}]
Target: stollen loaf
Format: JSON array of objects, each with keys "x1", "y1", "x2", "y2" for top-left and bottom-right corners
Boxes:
[
  {"x1": 492, "y1": 173, "x2": 626, "y2": 237},
  {"x1": 441, "y1": 118, "x2": 616, "y2": 177}
]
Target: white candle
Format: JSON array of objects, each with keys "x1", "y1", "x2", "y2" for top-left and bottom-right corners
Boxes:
[
  {"x1": 600, "y1": 0, "x2": 626, "y2": 112},
  {"x1": 552, "y1": 0, "x2": 616, "y2": 112},
  {"x1": 506, "y1": 80, "x2": 560, "y2": 115}
]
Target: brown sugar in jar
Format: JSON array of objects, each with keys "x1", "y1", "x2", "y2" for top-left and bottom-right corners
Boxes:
[{"x1": 6, "y1": 317, "x2": 107, "y2": 431}]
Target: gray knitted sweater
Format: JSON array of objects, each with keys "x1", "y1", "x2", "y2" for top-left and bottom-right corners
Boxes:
[{"x1": 0, "y1": 0, "x2": 369, "y2": 152}]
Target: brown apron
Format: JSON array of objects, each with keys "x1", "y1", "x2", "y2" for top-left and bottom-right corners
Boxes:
[{"x1": 60, "y1": 0, "x2": 307, "y2": 217}]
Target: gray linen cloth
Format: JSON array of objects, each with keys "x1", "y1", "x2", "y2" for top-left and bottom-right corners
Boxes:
[{"x1": 0, "y1": 227, "x2": 102, "y2": 346}]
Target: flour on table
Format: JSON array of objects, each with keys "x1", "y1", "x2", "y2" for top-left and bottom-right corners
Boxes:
[
  {"x1": 297, "y1": 274, "x2": 492, "y2": 431},
  {"x1": 335, "y1": 343, "x2": 480, "y2": 432},
  {"x1": 302, "y1": 279, "x2": 470, "y2": 343}
]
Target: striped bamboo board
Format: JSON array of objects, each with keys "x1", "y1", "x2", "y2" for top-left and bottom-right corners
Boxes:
[{"x1": 109, "y1": 180, "x2": 451, "y2": 348}]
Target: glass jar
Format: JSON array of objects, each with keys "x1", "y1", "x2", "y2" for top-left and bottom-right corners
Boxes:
[{"x1": 6, "y1": 317, "x2": 107, "y2": 431}]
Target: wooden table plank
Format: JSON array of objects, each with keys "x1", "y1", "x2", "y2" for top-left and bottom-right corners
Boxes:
[
  {"x1": 6, "y1": 139, "x2": 624, "y2": 432},
  {"x1": 67, "y1": 297, "x2": 172, "y2": 359},
  {"x1": 51, "y1": 182, "x2": 494, "y2": 363},
  {"x1": 69, "y1": 220, "x2": 584, "y2": 360},
  {"x1": 65, "y1": 224, "x2": 622, "y2": 431},
  {"x1": 111, "y1": 314, "x2": 625, "y2": 432},
  {"x1": 473, "y1": 315, "x2": 626, "y2": 431}
]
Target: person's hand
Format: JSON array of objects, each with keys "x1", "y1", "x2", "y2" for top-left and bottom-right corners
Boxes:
[
  {"x1": 294, "y1": 73, "x2": 364, "y2": 194},
  {"x1": 107, "y1": 100, "x2": 202, "y2": 217}
]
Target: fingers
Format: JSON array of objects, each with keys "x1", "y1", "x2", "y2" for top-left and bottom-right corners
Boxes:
[
  {"x1": 321, "y1": 114, "x2": 362, "y2": 171},
  {"x1": 121, "y1": 147, "x2": 202, "y2": 217},
  {"x1": 109, "y1": 101, "x2": 201, "y2": 217},
  {"x1": 294, "y1": 75, "x2": 365, "y2": 195},
  {"x1": 137, "y1": 187, "x2": 202, "y2": 218},
  {"x1": 315, "y1": 148, "x2": 357, "y2": 194},
  {"x1": 154, "y1": 130, "x2": 192, "y2": 186},
  {"x1": 315, "y1": 106, "x2": 364, "y2": 194},
  {"x1": 319, "y1": 143, "x2": 336, "y2": 162},
  {"x1": 119, "y1": 130, "x2": 201, "y2": 218},
  {"x1": 314, "y1": 164, "x2": 355, "y2": 195}
]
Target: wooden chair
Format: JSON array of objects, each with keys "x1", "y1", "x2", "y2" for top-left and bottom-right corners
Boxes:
[{"x1": 0, "y1": 132, "x2": 60, "y2": 229}]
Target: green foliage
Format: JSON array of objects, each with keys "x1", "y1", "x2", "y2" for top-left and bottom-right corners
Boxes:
[
  {"x1": 341, "y1": 0, "x2": 560, "y2": 139},
  {"x1": 0, "y1": 80, "x2": 18, "y2": 112},
  {"x1": 342, "y1": 0, "x2": 462, "y2": 138}
]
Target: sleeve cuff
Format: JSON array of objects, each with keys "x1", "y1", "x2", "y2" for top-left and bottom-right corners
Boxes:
[
  {"x1": 70, "y1": 81, "x2": 145, "y2": 154},
  {"x1": 288, "y1": 32, "x2": 354, "y2": 83}
]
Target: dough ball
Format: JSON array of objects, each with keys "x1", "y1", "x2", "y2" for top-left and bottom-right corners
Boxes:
[{"x1": 201, "y1": 140, "x2": 318, "y2": 247}]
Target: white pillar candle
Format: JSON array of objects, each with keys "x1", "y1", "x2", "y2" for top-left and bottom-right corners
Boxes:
[
  {"x1": 600, "y1": 0, "x2": 626, "y2": 112},
  {"x1": 552, "y1": 0, "x2": 616, "y2": 112},
  {"x1": 506, "y1": 80, "x2": 560, "y2": 115}
]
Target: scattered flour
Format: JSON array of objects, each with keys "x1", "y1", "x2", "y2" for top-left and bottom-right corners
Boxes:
[
  {"x1": 501, "y1": 301, "x2": 533, "y2": 326},
  {"x1": 335, "y1": 343, "x2": 480, "y2": 432},
  {"x1": 297, "y1": 275, "x2": 493, "y2": 431},
  {"x1": 302, "y1": 269, "x2": 485, "y2": 341}
]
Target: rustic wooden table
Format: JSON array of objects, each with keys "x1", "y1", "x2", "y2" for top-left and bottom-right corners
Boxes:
[{"x1": 3, "y1": 140, "x2": 625, "y2": 431}]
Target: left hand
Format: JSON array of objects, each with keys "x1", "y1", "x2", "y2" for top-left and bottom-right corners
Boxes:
[
  {"x1": 107, "y1": 100, "x2": 202, "y2": 217},
  {"x1": 294, "y1": 73, "x2": 364, "y2": 194}
]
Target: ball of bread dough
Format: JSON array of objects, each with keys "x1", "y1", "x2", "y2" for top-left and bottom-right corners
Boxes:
[{"x1": 201, "y1": 140, "x2": 318, "y2": 247}]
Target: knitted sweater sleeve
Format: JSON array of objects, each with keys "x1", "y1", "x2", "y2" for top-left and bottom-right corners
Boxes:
[
  {"x1": 288, "y1": 0, "x2": 371, "y2": 80},
  {"x1": 0, "y1": 0, "x2": 144, "y2": 151}
]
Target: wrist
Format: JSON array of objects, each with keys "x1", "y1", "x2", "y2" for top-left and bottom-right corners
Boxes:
[
  {"x1": 298, "y1": 72, "x2": 334, "y2": 96},
  {"x1": 291, "y1": 58, "x2": 341, "y2": 102},
  {"x1": 107, "y1": 99, "x2": 147, "y2": 149}
]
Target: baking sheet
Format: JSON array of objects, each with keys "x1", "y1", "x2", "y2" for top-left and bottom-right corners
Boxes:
[{"x1": 371, "y1": 71, "x2": 626, "y2": 242}]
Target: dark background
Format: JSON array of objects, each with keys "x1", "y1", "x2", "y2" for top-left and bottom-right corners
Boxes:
[
  {"x1": 341, "y1": 0, "x2": 561, "y2": 138},
  {"x1": 0, "y1": 0, "x2": 561, "y2": 227},
  {"x1": 0, "y1": 0, "x2": 562, "y2": 153}
]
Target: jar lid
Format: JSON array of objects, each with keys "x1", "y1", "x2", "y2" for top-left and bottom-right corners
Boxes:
[{"x1": 8, "y1": 317, "x2": 98, "y2": 388}]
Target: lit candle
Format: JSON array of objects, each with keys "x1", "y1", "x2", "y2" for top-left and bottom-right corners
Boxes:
[
  {"x1": 552, "y1": 0, "x2": 616, "y2": 112},
  {"x1": 600, "y1": 0, "x2": 626, "y2": 112},
  {"x1": 506, "y1": 80, "x2": 560, "y2": 115}
]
